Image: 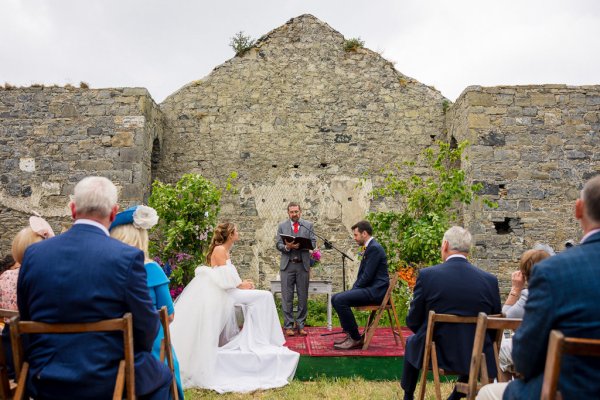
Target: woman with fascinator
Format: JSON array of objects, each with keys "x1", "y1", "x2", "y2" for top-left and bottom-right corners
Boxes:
[
  {"x1": 170, "y1": 222, "x2": 299, "y2": 393},
  {"x1": 1, "y1": 216, "x2": 55, "y2": 311},
  {"x1": 1, "y1": 216, "x2": 55, "y2": 379},
  {"x1": 110, "y1": 205, "x2": 184, "y2": 400}
]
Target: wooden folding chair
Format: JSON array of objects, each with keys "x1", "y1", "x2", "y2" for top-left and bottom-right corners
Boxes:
[
  {"x1": 9, "y1": 313, "x2": 135, "y2": 400},
  {"x1": 417, "y1": 311, "x2": 479, "y2": 400},
  {"x1": 0, "y1": 309, "x2": 18, "y2": 400},
  {"x1": 541, "y1": 330, "x2": 600, "y2": 400},
  {"x1": 158, "y1": 306, "x2": 179, "y2": 400},
  {"x1": 455, "y1": 313, "x2": 522, "y2": 400},
  {"x1": 355, "y1": 271, "x2": 405, "y2": 350}
]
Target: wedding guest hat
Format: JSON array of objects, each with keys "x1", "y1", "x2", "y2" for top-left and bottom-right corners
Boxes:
[
  {"x1": 109, "y1": 205, "x2": 159, "y2": 231},
  {"x1": 29, "y1": 216, "x2": 55, "y2": 239}
]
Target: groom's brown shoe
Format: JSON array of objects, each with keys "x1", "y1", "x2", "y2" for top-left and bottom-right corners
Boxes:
[
  {"x1": 285, "y1": 328, "x2": 296, "y2": 336},
  {"x1": 298, "y1": 328, "x2": 308, "y2": 336},
  {"x1": 333, "y1": 333, "x2": 349, "y2": 345},
  {"x1": 334, "y1": 336, "x2": 363, "y2": 350}
]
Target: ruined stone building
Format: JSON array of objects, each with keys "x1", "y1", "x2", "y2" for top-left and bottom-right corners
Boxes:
[{"x1": 1, "y1": 14, "x2": 599, "y2": 292}]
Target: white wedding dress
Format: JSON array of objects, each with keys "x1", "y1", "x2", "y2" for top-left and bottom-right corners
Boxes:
[{"x1": 170, "y1": 260, "x2": 299, "y2": 393}]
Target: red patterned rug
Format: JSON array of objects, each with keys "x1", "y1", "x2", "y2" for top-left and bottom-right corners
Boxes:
[{"x1": 284, "y1": 326, "x2": 412, "y2": 357}]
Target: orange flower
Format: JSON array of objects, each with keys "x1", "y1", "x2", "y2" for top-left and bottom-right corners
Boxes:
[{"x1": 397, "y1": 265, "x2": 417, "y2": 290}]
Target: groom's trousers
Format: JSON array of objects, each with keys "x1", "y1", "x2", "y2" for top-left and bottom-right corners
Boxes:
[{"x1": 281, "y1": 262, "x2": 309, "y2": 329}]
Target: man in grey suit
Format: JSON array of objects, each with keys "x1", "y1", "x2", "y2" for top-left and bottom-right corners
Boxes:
[{"x1": 276, "y1": 202, "x2": 317, "y2": 336}]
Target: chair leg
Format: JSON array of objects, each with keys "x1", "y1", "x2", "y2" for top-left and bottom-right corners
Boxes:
[
  {"x1": 113, "y1": 360, "x2": 126, "y2": 400},
  {"x1": 417, "y1": 345, "x2": 430, "y2": 400},
  {"x1": 386, "y1": 309, "x2": 399, "y2": 346},
  {"x1": 363, "y1": 310, "x2": 384, "y2": 350},
  {"x1": 13, "y1": 362, "x2": 28, "y2": 400},
  {"x1": 431, "y1": 344, "x2": 443, "y2": 400},
  {"x1": 389, "y1": 296, "x2": 406, "y2": 349}
]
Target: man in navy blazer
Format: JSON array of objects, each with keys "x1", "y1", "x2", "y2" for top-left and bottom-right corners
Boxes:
[
  {"x1": 18, "y1": 177, "x2": 172, "y2": 400},
  {"x1": 401, "y1": 226, "x2": 501, "y2": 400},
  {"x1": 332, "y1": 220, "x2": 389, "y2": 350},
  {"x1": 477, "y1": 175, "x2": 600, "y2": 400}
]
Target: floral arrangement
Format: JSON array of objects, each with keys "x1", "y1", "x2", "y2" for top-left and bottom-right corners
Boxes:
[
  {"x1": 398, "y1": 265, "x2": 417, "y2": 290},
  {"x1": 154, "y1": 252, "x2": 195, "y2": 300},
  {"x1": 310, "y1": 248, "x2": 321, "y2": 267}
]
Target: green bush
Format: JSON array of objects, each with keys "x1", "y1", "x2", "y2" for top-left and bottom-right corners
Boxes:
[
  {"x1": 343, "y1": 37, "x2": 365, "y2": 52},
  {"x1": 229, "y1": 31, "x2": 255, "y2": 56}
]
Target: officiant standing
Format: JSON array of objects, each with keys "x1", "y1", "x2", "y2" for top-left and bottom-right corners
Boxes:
[{"x1": 276, "y1": 202, "x2": 317, "y2": 337}]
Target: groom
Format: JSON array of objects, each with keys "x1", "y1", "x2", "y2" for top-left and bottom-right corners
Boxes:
[
  {"x1": 332, "y1": 220, "x2": 389, "y2": 350},
  {"x1": 276, "y1": 202, "x2": 317, "y2": 336}
]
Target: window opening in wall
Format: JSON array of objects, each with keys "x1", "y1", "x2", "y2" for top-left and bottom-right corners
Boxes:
[
  {"x1": 150, "y1": 138, "x2": 161, "y2": 186},
  {"x1": 494, "y1": 217, "x2": 513, "y2": 235}
]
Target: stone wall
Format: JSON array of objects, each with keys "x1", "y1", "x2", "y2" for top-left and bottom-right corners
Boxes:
[
  {"x1": 1, "y1": 14, "x2": 599, "y2": 294},
  {"x1": 159, "y1": 14, "x2": 448, "y2": 286},
  {"x1": 0, "y1": 86, "x2": 163, "y2": 252},
  {"x1": 447, "y1": 85, "x2": 600, "y2": 291}
]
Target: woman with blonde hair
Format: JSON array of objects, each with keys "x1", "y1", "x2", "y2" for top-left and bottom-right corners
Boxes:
[
  {"x1": 1, "y1": 216, "x2": 55, "y2": 310},
  {"x1": 109, "y1": 205, "x2": 183, "y2": 399},
  {"x1": 170, "y1": 221, "x2": 299, "y2": 393}
]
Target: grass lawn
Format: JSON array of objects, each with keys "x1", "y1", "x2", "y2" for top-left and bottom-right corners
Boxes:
[{"x1": 184, "y1": 377, "x2": 455, "y2": 399}]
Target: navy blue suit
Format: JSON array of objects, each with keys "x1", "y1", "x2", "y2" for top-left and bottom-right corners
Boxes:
[
  {"x1": 503, "y1": 231, "x2": 600, "y2": 400},
  {"x1": 332, "y1": 238, "x2": 389, "y2": 341},
  {"x1": 401, "y1": 256, "x2": 501, "y2": 400},
  {"x1": 17, "y1": 223, "x2": 172, "y2": 400}
]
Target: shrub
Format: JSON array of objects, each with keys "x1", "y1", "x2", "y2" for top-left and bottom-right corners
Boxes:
[
  {"x1": 343, "y1": 37, "x2": 365, "y2": 52},
  {"x1": 229, "y1": 31, "x2": 255, "y2": 56}
]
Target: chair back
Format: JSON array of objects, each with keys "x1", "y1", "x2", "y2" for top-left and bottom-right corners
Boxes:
[
  {"x1": 540, "y1": 330, "x2": 600, "y2": 400},
  {"x1": 418, "y1": 311, "x2": 480, "y2": 400},
  {"x1": 158, "y1": 306, "x2": 179, "y2": 400},
  {"x1": 458, "y1": 313, "x2": 522, "y2": 400},
  {"x1": 10, "y1": 313, "x2": 135, "y2": 400},
  {"x1": 0, "y1": 309, "x2": 18, "y2": 400}
]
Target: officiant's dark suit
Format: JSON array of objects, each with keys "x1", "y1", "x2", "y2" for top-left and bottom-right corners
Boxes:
[
  {"x1": 276, "y1": 202, "x2": 316, "y2": 335},
  {"x1": 332, "y1": 220, "x2": 389, "y2": 350},
  {"x1": 401, "y1": 226, "x2": 501, "y2": 400},
  {"x1": 17, "y1": 177, "x2": 172, "y2": 400}
]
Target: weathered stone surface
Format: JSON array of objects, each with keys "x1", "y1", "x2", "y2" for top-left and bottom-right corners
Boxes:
[{"x1": 0, "y1": 14, "x2": 599, "y2": 296}]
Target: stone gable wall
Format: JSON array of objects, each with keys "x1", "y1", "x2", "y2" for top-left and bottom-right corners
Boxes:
[
  {"x1": 0, "y1": 86, "x2": 164, "y2": 251},
  {"x1": 448, "y1": 85, "x2": 600, "y2": 291},
  {"x1": 0, "y1": 15, "x2": 599, "y2": 295},
  {"x1": 159, "y1": 15, "x2": 448, "y2": 285}
]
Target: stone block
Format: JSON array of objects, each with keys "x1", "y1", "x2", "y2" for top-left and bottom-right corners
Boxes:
[
  {"x1": 19, "y1": 158, "x2": 35, "y2": 172},
  {"x1": 119, "y1": 148, "x2": 141, "y2": 163},
  {"x1": 530, "y1": 93, "x2": 555, "y2": 106},
  {"x1": 468, "y1": 114, "x2": 490, "y2": 129},
  {"x1": 111, "y1": 131, "x2": 134, "y2": 147}
]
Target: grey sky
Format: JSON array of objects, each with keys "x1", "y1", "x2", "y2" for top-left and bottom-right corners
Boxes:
[{"x1": 1, "y1": 0, "x2": 598, "y2": 103}]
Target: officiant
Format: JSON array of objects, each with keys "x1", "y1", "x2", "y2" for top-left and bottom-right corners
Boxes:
[{"x1": 276, "y1": 202, "x2": 317, "y2": 337}]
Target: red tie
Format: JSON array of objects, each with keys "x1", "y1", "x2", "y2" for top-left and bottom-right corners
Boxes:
[{"x1": 293, "y1": 222, "x2": 299, "y2": 234}]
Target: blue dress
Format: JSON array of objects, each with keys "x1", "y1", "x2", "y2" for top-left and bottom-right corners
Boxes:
[{"x1": 145, "y1": 261, "x2": 184, "y2": 399}]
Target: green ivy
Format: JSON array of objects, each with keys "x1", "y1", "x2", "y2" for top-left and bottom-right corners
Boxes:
[{"x1": 366, "y1": 140, "x2": 496, "y2": 270}]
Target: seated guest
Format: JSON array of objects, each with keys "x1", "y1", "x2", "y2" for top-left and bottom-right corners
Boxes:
[
  {"x1": 1, "y1": 216, "x2": 55, "y2": 311},
  {"x1": 110, "y1": 205, "x2": 184, "y2": 400},
  {"x1": 477, "y1": 175, "x2": 600, "y2": 399},
  {"x1": 332, "y1": 220, "x2": 389, "y2": 350},
  {"x1": 18, "y1": 176, "x2": 172, "y2": 400},
  {"x1": 1, "y1": 217, "x2": 54, "y2": 379},
  {"x1": 401, "y1": 226, "x2": 501, "y2": 400},
  {"x1": 498, "y1": 248, "x2": 550, "y2": 377}
]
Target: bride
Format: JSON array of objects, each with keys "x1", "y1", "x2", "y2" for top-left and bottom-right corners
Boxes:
[{"x1": 170, "y1": 222, "x2": 299, "y2": 393}]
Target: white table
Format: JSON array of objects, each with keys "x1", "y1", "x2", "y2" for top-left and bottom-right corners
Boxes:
[{"x1": 270, "y1": 279, "x2": 333, "y2": 331}]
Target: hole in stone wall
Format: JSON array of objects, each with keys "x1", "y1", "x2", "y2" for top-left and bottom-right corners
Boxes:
[
  {"x1": 499, "y1": 184, "x2": 505, "y2": 189},
  {"x1": 149, "y1": 138, "x2": 161, "y2": 199},
  {"x1": 494, "y1": 218, "x2": 513, "y2": 235},
  {"x1": 293, "y1": 164, "x2": 299, "y2": 168},
  {"x1": 450, "y1": 135, "x2": 458, "y2": 149},
  {"x1": 320, "y1": 163, "x2": 328, "y2": 168},
  {"x1": 272, "y1": 164, "x2": 277, "y2": 168}
]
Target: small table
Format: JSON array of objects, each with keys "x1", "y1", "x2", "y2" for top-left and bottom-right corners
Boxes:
[{"x1": 270, "y1": 279, "x2": 333, "y2": 331}]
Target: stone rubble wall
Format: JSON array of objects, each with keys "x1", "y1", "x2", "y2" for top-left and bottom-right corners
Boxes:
[
  {"x1": 1, "y1": 15, "x2": 599, "y2": 295},
  {"x1": 0, "y1": 86, "x2": 164, "y2": 252},
  {"x1": 159, "y1": 15, "x2": 448, "y2": 286},
  {"x1": 448, "y1": 85, "x2": 600, "y2": 292}
]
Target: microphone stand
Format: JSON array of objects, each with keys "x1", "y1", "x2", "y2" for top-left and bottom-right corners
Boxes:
[
  {"x1": 298, "y1": 221, "x2": 354, "y2": 337},
  {"x1": 298, "y1": 221, "x2": 354, "y2": 291}
]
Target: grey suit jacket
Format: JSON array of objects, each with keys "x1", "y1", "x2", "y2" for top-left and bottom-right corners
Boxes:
[{"x1": 275, "y1": 218, "x2": 317, "y2": 271}]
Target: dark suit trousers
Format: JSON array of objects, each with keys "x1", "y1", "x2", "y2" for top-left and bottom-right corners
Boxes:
[
  {"x1": 281, "y1": 262, "x2": 309, "y2": 329},
  {"x1": 332, "y1": 288, "x2": 374, "y2": 341},
  {"x1": 401, "y1": 348, "x2": 467, "y2": 400}
]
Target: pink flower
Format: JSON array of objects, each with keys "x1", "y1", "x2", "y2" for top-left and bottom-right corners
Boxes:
[{"x1": 311, "y1": 249, "x2": 321, "y2": 261}]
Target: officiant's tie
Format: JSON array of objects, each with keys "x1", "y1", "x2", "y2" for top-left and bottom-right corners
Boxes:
[{"x1": 293, "y1": 221, "x2": 299, "y2": 234}]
